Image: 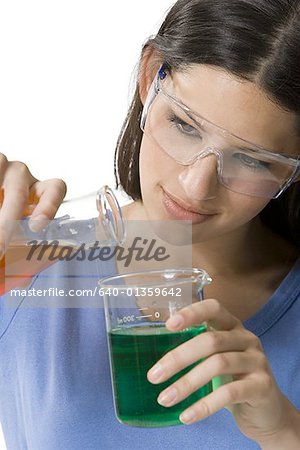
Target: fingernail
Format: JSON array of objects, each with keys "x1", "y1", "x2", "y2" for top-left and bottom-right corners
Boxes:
[
  {"x1": 148, "y1": 364, "x2": 164, "y2": 382},
  {"x1": 180, "y1": 409, "x2": 196, "y2": 424},
  {"x1": 157, "y1": 387, "x2": 178, "y2": 406},
  {"x1": 167, "y1": 314, "x2": 184, "y2": 329}
]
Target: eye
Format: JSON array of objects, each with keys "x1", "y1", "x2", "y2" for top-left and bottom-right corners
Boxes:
[
  {"x1": 168, "y1": 114, "x2": 202, "y2": 139},
  {"x1": 233, "y1": 152, "x2": 271, "y2": 171}
]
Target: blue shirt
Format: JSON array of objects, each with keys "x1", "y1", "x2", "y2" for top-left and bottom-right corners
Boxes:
[{"x1": 0, "y1": 253, "x2": 300, "y2": 450}]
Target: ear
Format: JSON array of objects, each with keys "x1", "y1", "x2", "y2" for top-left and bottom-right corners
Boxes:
[{"x1": 138, "y1": 46, "x2": 164, "y2": 105}]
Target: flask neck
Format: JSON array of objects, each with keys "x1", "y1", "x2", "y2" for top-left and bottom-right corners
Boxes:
[
  {"x1": 11, "y1": 186, "x2": 125, "y2": 248},
  {"x1": 51, "y1": 185, "x2": 125, "y2": 246},
  {"x1": 96, "y1": 186, "x2": 125, "y2": 246}
]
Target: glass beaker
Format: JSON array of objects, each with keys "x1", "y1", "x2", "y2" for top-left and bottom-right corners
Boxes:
[
  {"x1": 0, "y1": 185, "x2": 125, "y2": 295},
  {"x1": 100, "y1": 267, "x2": 213, "y2": 428}
]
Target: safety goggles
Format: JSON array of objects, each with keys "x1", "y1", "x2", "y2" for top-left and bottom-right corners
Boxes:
[{"x1": 140, "y1": 65, "x2": 300, "y2": 198}]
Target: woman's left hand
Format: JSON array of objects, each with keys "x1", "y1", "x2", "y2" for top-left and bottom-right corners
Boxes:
[{"x1": 147, "y1": 298, "x2": 300, "y2": 447}]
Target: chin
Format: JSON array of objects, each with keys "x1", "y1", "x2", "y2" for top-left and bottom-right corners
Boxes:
[
  {"x1": 151, "y1": 220, "x2": 194, "y2": 246},
  {"x1": 141, "y1": 201, "x2": 194, "y2": 247}
]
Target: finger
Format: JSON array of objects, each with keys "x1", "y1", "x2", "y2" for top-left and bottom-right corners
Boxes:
[
  {"x1": 147, "y1": 329, "x2": 256, "y2": 384},
  {"x1": 0, "y1": 180, "x2": 29, "y2": 252},
  {"x1": 156, "y1": 352, "x2": 257, "y2": 407},
  {"x1": 28, "y1": 179, "x2": 67, "y2": 231},
  {"x1": 166, "y1": 298, "x2": 242, "y2": 332},
  {"x1": 0, "y1": 153, "x2": 8, "y2": 185},
  {"x1": 179, "y1": 379, "x2": 253, "y2": 424}
]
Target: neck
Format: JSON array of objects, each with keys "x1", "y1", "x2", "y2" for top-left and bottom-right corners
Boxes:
[{"x1": 192, "y1": 217, "x2": 296, "y2": 278}]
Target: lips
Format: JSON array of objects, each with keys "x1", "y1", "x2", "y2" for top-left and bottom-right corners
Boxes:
[{"x1": 162, "y1": 188, "x2": 217, "y2": 224}]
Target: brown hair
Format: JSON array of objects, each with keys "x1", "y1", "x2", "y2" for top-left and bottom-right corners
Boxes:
[{"x1": 114, "y1": 0, "x2": 300, "y2": 248}]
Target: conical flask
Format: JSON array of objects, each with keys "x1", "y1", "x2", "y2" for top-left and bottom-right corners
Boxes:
[{"x1": 0, "y1": 185, "x2": 125, "y2": 295}]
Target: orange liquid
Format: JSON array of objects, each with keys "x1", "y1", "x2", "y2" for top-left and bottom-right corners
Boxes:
[
  {"x1": 0, "y1": 244, "x2": 64, "y2": 296},
  {"x1": 0, "y1": 189, "x2": 55, "y2": 295}
]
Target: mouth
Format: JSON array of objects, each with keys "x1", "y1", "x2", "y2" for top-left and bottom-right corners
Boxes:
[{"x1": 161, "y1": 188, "x2": 218, "y2": 224}]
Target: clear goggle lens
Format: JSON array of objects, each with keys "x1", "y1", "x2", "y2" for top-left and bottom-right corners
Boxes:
[{"x1": 141, "y1": 73, "x2": 300, "y2": 199}]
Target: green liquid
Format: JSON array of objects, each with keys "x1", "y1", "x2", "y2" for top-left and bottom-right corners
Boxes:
[{"x1": 108, "y1": 324, "x2": 212, "y2": 427}]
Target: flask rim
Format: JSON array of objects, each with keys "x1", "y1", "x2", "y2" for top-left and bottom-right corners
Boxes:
[{"x1": 97, "y1": 185, "x2": 126, "y2": 246}]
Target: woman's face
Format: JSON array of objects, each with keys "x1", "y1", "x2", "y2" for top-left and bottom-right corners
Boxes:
[{"x1": 139, "y1": 65, "x2": 300, "y2": 243}]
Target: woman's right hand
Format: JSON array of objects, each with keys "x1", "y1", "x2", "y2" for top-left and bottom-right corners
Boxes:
[{"x1": 0, "y1": 153, "x2": 67, "y2": 256}]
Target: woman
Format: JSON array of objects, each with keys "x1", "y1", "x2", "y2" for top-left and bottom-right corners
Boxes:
[{"x1": 0, "y1": 0, "x2": 300, "y2": 448}]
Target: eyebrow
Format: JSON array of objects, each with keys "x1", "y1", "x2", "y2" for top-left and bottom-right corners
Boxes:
[
  {"x1": 185, "y1": 111, "x2": 206, "y2": 131},
  {"x1": 222, "y1": 143, "x2": 298, "y2": 161},
  {"x1": 167, "y1": 98, "x2": 208, "y2": 133}
]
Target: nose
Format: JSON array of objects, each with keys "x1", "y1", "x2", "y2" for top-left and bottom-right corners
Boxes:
[{"x1": 178, "y1": 153, "x2": 219, "y2": 201}]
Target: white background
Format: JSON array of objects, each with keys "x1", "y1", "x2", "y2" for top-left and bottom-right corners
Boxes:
[{"x1": 0, "y1": 0, "x2": 174, "y2": 448}]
